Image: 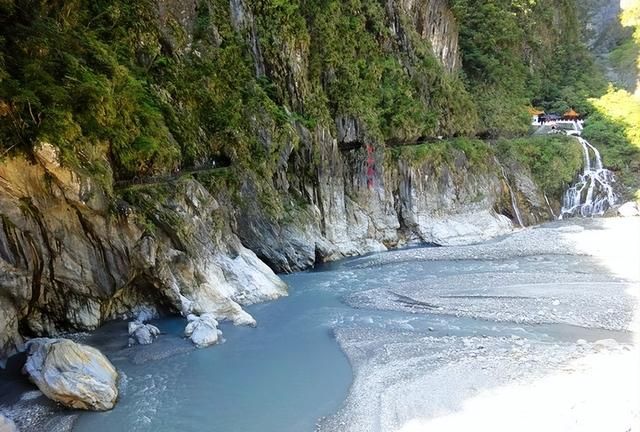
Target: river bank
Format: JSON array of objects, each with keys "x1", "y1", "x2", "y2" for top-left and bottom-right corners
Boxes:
[
  {"x1": 0, "y1": 216, "x2": 638, "y2": 432},
  {"x1": 320, "y1": 216, "x2": 640, "y2": 431}
]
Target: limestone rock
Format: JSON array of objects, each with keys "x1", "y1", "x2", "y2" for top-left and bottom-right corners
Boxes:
[
  {"x1": 184, "y1": 314, "x2": 222, "y2": 348},
  {"x1": 618, "y1": 201, "x2": 640, "y2": 217},
  {"x1": 22, "y1": 338, "x2": 118, "y2": 411},
  {"x1": 0, "y1": 0, "x2": 562, "y2": 365},
  {"x1": 390, "y1": 0, "x2": 461, "y2": 72},
  {"x1": 235, "y1": 127, "x2": 536, "y2": 274},
  {"x1": 128, "y1": 321, "x2": 161, "y2": 345},
  {"x1": 0, "y1": 147, "x2": 288, "y2": 361},
  {"x1": 0, "y1": 414, "x2": 17, "y2": 432}
]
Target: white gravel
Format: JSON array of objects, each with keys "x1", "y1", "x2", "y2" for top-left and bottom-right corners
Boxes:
[{"x1": 320, "y1": 217, "x2": 640, "y2": 432}]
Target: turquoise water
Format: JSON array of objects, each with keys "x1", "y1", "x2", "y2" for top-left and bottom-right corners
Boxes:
[
  {"x1": 74, "y1": 270, "x2": 355, "y2": 432},
  {"x1": 71, "y1": 250, "x2": 632, "y2": 432}
]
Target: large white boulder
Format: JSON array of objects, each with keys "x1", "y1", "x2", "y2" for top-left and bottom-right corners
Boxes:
[
  {"x1": 184, "y1": 314, "x2": 222, "y2": 348},
  {"x1": 22, "y1": 338, "x2": 118, "y2": 411},
  {"x1": 0, "y1": 414, "x2": 17, "y2": 432}
]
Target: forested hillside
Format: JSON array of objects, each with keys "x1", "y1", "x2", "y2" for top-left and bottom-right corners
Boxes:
[
  {"x1": 581, "y1": 0, "x2": 640, "y2": 199},
  {"x1": 0, "y1": 0, "x2": 602, "y2": 182}
]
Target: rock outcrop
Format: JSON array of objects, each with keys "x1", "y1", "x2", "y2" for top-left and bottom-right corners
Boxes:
[
  {"x1": 128, "y1": 321, "x2": 161, "y2": 346},
  {"x1": 581, "y1": 0, "x2": 627, "y2": 54},
  {"x1": 580, "y1": 0, "x2": 636, "y2": 92},
  {"x1": 618, "y1": 201, "x2": 640, "y2": 217},
  {"x1": 22, "y1": 338, "x2": 118, "y2": 411},
  {"x1": 184, "y1": 314, "x2": 223, "y2": 348},
  {"x1": 0, "y1": 0, "x2": 556, "y2": 362},
  {"x1": 236, "y1": 135, "x2": 550, "y2": 272},
  {"x1": 0, "y1": 137, "x2": 548, "y2": 360},
  {"x1": 0, "y1": 143, "x2": 287, "y2": 360},
  {"x1": 389, "y1": 0, "x2": 461, "y2": 72}
]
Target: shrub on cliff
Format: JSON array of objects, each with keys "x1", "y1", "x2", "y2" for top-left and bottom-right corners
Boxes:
[{"x1": 496, "y1": 136, "x2": 584, "y2": 199}]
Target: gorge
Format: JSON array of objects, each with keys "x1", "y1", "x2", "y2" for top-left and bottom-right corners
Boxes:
[
  {"x1": 0, "y1": 0, "x2": 589, "y2": 363},
  {"x1": 0, "y1": 0, "x2": 639, "y2": 431}
]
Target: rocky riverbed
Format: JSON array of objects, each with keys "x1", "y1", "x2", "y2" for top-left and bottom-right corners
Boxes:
[
  {"x1": 319, "y1": 217, "x2": 639, "y2": 431},
  {"x1": 0, "y1": 217, "x2": 638, "y2": 431}
]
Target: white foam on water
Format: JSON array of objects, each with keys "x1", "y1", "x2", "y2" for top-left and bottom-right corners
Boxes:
[
  {"x1": 19, "y1": 391, "x2": 42, "y2": 402},
  {"x1": 560, "y1": 137, "x2": 617, "y2": 218}
]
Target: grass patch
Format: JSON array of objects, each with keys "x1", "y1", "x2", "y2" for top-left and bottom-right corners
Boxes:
[
  {"x1": 387, "y1": 138, "x2": 494, "y2": 172},
  {"x1": 496, "y1": 136, "x2": 583, "y2": 199}
]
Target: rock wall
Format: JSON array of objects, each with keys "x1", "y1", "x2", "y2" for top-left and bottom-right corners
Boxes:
[
  {"x1": 0, "y1": 136, "x2": 552, "y2": 360},
  {"x1": 579, "y1": 0, "x2": 636, "y2": 92},
  {"x1": 389, "y1": 0, "x2": 461, "y2": 72},
  {"x1": 234, "y1": 125, "x2": 550, "y2": 273},
  {"x1": 580, "y1": 0, "x2": 627, "y2": 54},
  {"x1": 0, "y1": 143, "x2": 286, "y2": 362}
]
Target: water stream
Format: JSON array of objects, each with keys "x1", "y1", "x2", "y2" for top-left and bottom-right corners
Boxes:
[
  {"x1": 67, "y1": 234, "x2": 633, "y2": 432},
  {"x1": 560, "y1": 137, "x2": 617, "y2": 218},
  {"x1": 495, "y1": 158, "x2": 525, "y2": 227}
]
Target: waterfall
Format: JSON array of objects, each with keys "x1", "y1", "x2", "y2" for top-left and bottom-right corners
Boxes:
[
  {"x1": 495, "y1": 158, "x2": 525, "y2": 228},
  {"x1": 560, "y1": 137, "x2": 617, "y2": 218},
  {"x1": 544, "y1": 194, "x2": 557, "y2": 219}
]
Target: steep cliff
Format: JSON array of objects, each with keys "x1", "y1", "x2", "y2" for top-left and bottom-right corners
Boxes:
[
  {"x1": 0, "y1": 0, "x2": 593, "y2": 360},
  {"x1": 234, "y1": 136, "x2": 548, "y2": 273},
  {"x1": 0, "y1": 143, "x2": 286, "y2": 361},
  {"x1": 580, "y1": 0, "x2": 637, "y2": 92}
]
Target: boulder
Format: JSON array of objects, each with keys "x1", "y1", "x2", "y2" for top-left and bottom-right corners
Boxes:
[
  {"x1": 184, "y1": 314, "x2": 222, "y2": 348},
  {"x1": 22, "y1": 338, "x2": 118, "y2": 411},
  {"x1": 618, "y1": 201, "x2": 640, "y2": 217},
  {"x1": 128, "y1": 321, "x2": 161, "y2": 346},
  {"x1": 0, "y1": 414, "x2": 17, "y2": 432}
]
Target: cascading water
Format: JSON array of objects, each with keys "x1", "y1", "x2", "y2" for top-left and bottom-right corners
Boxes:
[
  {"x1": 495, "y1": 158, "x2": 525, "y2": 227},
  {"x1": 560, "y1": 137, "x2": 617, "y2": 218}
]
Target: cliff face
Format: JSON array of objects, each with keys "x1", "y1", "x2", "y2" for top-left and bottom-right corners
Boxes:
[
  {"x1": 579, "y1": 0, "x2": 636, "y2": 91},
  {"x1": 234, "y1": 134, "x2": 538, "y2": 273},
  {"x1": 0, "y1": 143, "x2": 286, "y2": 362},
  {"x1": 389, "y1": 0, "x2": 461, "y2": 72},
  {"x1": 581, "y1": 0, "x2": 627, "y2": 54},
  {"x1": 0, "y1": 137, "x2": 554, "y2": 360},
  {"x1": 0, "y1": 0, "x2": 565, "y2": 360}
]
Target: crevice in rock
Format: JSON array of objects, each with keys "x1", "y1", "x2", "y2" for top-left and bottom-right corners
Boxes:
[
  {"x1": 18, "y1": 199, "x2": 53, "y2": 316},
  {"x1": 74, "y1": 208, "x2": 117, "y2": 291}
]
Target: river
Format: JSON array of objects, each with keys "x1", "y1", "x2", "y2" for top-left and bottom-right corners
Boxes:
[{"x1": 1, "y1": 218, "x2": 638, "y2": 431}]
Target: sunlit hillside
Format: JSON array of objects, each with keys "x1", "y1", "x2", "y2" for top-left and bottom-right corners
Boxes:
[{"x1": 583, "y1": 0, "x2": 640, "y2": 200}]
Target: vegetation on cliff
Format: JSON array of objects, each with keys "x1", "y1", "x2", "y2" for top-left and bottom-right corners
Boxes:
[
  {"x1": 0, "y1": 0, "x2": 631, "y2": 207},
  {"x1": 583, "y1": 88, "x2": 640, "y2": 199},
  {"x1": 451, "y1": 0, "x2": 606, "y2": 137},
  {"x1": 496, "y1": 136, "x2": 583, "y2": 199},
  {"x1": 387, "y1": 135, "x2": 583, "y2": 203},
  {"x1": 386, "y1": 138, "x2": 493, "y2": 172},
  {"x1": 0, "y1": 0, "x2": 475, "y2": 181},
  {"x1": 607, "y1": 0, "x2": 640, "y2": 93}
]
